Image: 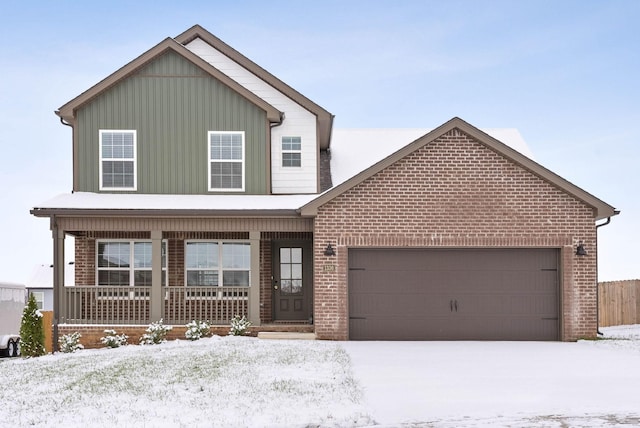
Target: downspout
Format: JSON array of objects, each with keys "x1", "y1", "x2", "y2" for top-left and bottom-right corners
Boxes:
[
  {"x1": 268, "y1": 113, "x2": 285, "y2": 194},
  {"x1": 595, "y1": 212, "x2": 618, "y2": 335}
]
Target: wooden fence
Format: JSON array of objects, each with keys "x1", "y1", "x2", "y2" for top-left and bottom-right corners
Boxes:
[{"x1": 598, "y1": 280, "x2": 640, "y2": 327}]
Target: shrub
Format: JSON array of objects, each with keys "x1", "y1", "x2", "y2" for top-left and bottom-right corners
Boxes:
[
  {"x1": 139, "y1": 319, "x2": 172, "y2": 345},
  {"x1": 19, "y1": 293, "x2": 46, "y2": 357},
  {"x1": 185, "y1": 320, "x2": 211, "y2": 341},
  {"x1": 100, "y1": 329, "x2": 128, "y2": 348},
  {"x1": 229, "y1": 315, "x2": 251, "y2": 336},
  {"x1": 59, "y1": 332, "x2": 84, "y2": 353}
]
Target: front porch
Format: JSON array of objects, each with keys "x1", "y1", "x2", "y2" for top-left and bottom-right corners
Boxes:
[{"x1": 44, "y1": 214, "x2": 317, "y2": 349}]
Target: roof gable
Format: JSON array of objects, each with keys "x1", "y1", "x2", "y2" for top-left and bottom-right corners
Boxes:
[
  {"x1": 301, "y1": 117, "x2": 617, "y2": 220},
  {"x1": 56, "y1": 38, "x2": 282, "y2": 124},
  {"x1": 175, "y1": 25, "x2": 334, "y2": 150}
]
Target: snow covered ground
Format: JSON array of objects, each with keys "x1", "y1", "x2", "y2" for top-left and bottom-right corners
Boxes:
[
  {"x1": 1, "y1": 325, "x2": 639, "y2": 427},
  {"x1": 344, "y1": 325, "x2": 640, "y2": 427}
]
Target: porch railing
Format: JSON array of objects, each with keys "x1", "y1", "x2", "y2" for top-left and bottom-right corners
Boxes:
[{"x1": 63, "y1": 285, "x2": 249, "y2": 325}]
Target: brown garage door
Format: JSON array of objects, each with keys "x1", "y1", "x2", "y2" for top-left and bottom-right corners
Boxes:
[{"x1": 348, "y1": 248, "x2": 559, "y2": 341}]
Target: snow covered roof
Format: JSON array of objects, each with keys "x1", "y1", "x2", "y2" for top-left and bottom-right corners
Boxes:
[
  {"x1": 32, "y1": 193, "x2": 318, "y2": 214},
  {"x1": 27, "y1": 263, "x2": 75, "y2": 289},
  {"x1": 330, "y1": 127, "x2": 534, "y2": 186}
]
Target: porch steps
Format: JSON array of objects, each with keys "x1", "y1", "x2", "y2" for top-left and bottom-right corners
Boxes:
[{"x1": 257, "y1": 332, "x2": 317, "y2": 340}]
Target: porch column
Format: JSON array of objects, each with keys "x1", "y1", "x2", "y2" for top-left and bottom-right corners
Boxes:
[
  {"x1": 249, "y1": 230, "x2": 261, "y2": 326},
  {"x1": 150, "y1": 230, "x2": 163, "y2": 322},
  {"x1": 52, "y1": 222, "x2": 65, "y2": 352}
]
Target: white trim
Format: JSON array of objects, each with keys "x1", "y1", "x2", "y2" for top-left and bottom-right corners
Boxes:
[
  {"x1": 281, "y1": 136, "x2": 302, "y2": 168},
  {"x1": 95, "y1": 239, "x2": 167, "y2": 287},
  {"x1": 99, "y1": 130, "x2": 137, "y2": 191},
  {"x1": 207, "y1": 131, "x2": 245, "y2": 192}
]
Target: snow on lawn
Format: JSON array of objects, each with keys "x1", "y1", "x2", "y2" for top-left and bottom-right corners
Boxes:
[
  {"x1": 343, "y1": 324, "x2": 640, "y2": 427},
  {"x1": 3, "y1": 326, "x2": 640, "y2": 427},
  {"x1": 0, "y1": 336, "x2": 371, "y2": 427}
]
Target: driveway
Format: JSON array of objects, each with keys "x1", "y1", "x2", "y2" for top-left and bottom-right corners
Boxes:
[{"x1": 341, "y1": 336, "x2": 640, "y2": 426}]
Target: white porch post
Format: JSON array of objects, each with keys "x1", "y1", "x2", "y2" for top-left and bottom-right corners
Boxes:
[
  {"x1": 150, "y1": 230, "x2": 163, "y2": 322},
  {"x1": 249, "y1": 230, "x2": 261, "y2": 326}
]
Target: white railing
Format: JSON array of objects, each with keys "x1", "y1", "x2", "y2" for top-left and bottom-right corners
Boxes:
[{"x1": 63, "y1": 285, "x2": 249, "y2": 325}]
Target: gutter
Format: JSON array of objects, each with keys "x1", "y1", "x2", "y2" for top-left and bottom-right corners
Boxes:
[
  {"x1": 595, "y1": 210, "x2": 619, "y2": 335},
  {"x1": 30, "y1": 208, "x2": 303, "y2": 218}
]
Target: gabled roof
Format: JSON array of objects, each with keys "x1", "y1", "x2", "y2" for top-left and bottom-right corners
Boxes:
[
  {"x1": 175, "y1": 25, "x2": 334, "y2": 150},
  {"x1": 56, "y1": 37, "x2": 283, "y2": 124},
  {"x1": 300, "y1": 117, "x2": 618, "y2": 221}
]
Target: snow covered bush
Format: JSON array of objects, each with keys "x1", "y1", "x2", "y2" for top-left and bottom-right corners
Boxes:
[
  {"x1": 19, "y1": 293, "x2": 46, "y2": 357},
  {"x1": 185, "y1": 320, "x2": 211, "y2": 341},
  {"x1": 139, "y1": 319, "x2": 172, "y2": 345},
  {"x1": 100, "y1": 329, "x2": 128, "y2": 348},
  {"x1": 59, "y1": 332, "x2": 84, "y2": 353},
  {"x1": 229, "y1": 315, "x2": 251, "y2": 336}
]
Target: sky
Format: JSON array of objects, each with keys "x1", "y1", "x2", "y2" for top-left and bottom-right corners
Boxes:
[{"x1": 0, "y1": 0, "x2": 638, "y2": 283}]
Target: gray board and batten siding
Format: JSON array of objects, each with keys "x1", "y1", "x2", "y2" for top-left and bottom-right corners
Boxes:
[
  {"x1": 348, "y1": 248, "x2": 560, "y2": 341},
  {"x1": 76, "y1": 50, "x2": 269, "y2": 194}
]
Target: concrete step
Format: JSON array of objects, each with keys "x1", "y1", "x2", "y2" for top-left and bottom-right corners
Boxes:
[{"x1": 257, "y1": 332, "x2": 316, "y2": 340}]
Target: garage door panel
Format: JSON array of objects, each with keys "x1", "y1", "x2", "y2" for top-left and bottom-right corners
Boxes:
[{"x1": 348, "y1": 248, "x2": 559, "y2": 341}]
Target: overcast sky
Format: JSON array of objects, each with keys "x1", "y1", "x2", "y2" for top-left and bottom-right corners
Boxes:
[{"x1": 1, "y1": 0, "x2": 638, "y2": 283}]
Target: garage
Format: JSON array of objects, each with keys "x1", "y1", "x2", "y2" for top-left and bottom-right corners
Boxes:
[{"x1": 348, "y1": 248, "x2": 559, "y2": 341}]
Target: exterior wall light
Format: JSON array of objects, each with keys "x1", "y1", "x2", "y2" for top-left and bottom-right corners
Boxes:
[
  {"x1": 576, "y1": 242, "x2": 587, "y2": 256},
  {"x1": 324, "y1": 243, "x2": 336, "y2": 256}
]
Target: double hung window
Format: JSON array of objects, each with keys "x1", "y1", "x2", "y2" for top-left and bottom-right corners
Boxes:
[
  {"x1": 281, "y1": 136, "x2": 301, "y2": 167},
  {"x1": 97, "y1": 241, "x2": 167, "y2": 288},
  {"x1": 99, "y1": 130, "x2": 136, "y2": 190},
  {"x1": 208, "y1": 131, "x2": 245, "y2": 191},
  {"x1": 185, "y1": 242, "x2": 250, "y2": 289}
]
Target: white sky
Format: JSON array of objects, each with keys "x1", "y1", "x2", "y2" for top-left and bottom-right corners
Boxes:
[{"x1": 1, "y1": 0, "x2": 638, "y2": 283}]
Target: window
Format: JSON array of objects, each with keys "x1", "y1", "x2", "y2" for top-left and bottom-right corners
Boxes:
[
  {"x1": 97, "y1": 241, "x2": 167, "y2": 287},
  {"x1": 208, "y1": 131, "x2": 245, "y2": 191},
  {"x1": 99, "y1": 130, "x2": 136, "y2": 190},
  {"x1": 282, "y1": 136, "x2": 301, "y2": 167},
  {"x1": 30, "y1": 291, "x2": 44, "y2": 310},
  {"x1": 186, "y1": 242, "x2": 250, "y2": 287}
]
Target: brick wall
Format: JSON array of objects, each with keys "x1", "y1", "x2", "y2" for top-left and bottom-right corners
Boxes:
[{"x1": 313, "y1": 128, "x2": 597, "y2": 341}]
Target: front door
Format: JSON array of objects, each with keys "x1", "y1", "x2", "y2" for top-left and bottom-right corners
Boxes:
[{"x1": 273, "y1": 241, "x2": 312, "y2": 322}]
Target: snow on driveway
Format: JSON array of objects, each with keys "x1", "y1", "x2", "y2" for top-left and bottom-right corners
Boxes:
[{"x1": 342, "y1": 325, "x2": 640, "y2": 427}]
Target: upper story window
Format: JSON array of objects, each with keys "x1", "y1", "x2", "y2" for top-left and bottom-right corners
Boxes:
[
  {"x1": 282, "y1": 136, "x2": 301, "y2": 167},
  {"x1": 99, "y1": 130, "x2": 137, "y2": 191},
  {"x1": 208, "y1": 131, "x2": 245, "y2": 191}
]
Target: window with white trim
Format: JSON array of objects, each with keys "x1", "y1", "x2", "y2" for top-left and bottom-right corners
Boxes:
[
  {"x1": 185, "y1": 242, "x2": 250, "y2": 287},
  {"x1": 97, "y1": 240, "x2": 167, "y2": 287},
  {"x1": 99, "y1": 130, "x2": 137, "y2": 190},
  {"x1": 282, "y1": 136, "x2": 301, "y2": 167},
  {"x1": 208, "y1": 131, "x2": 245, "y2": 191},
  {"x1": 30, "y1": 291, "x2": 44, "y2": 310}
]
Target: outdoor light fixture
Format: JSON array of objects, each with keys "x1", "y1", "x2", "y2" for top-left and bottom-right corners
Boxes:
[
  {"x1": 324, "y1": 243, "x2": 336, "y2": 256},
  {"x1": 576, "y1": 242, "x2": 587, "y2": 256}
]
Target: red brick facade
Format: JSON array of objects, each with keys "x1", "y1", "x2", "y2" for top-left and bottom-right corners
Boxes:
[{"x1": 312, "y1": 128, "x2": 597, "y2": 341}]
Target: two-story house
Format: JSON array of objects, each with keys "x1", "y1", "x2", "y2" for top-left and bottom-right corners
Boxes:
[{"x1": 32, "y1": 25, "x2": 617, "y2": 347}]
